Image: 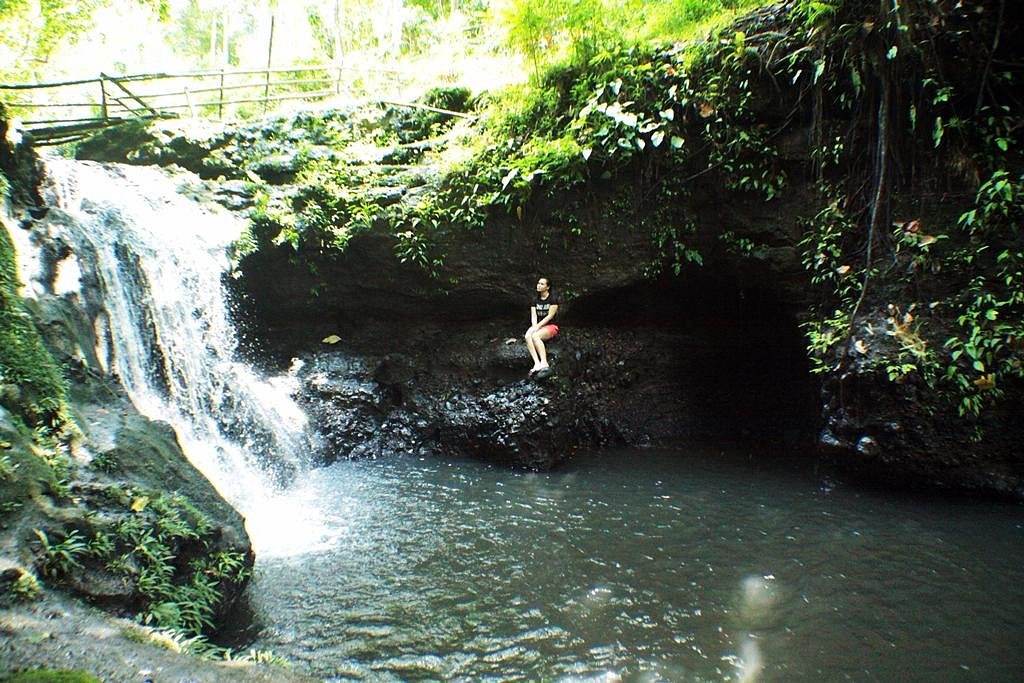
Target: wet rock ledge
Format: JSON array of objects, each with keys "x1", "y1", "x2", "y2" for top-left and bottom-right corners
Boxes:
[{"x1": 250, "y1": 273, "x2": 819, "y2": 472}]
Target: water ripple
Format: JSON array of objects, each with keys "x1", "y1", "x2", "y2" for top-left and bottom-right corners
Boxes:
[{"x1": 245, "y1": 448, "x2": 1024, "y2": 681}]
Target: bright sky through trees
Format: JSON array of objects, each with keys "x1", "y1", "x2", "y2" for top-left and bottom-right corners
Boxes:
[{"x1": 1, "y1": 0, "x2": 767, "y2": 117}]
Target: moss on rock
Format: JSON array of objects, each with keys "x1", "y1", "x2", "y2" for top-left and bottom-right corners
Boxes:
[{"x1": 0, "y1": 223, "x2": 68, "y2": 429}]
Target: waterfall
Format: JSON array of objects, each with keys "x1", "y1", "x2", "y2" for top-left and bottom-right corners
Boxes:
[{"x1": 33, "y1": 159, "x2": 318, "y2": 546}]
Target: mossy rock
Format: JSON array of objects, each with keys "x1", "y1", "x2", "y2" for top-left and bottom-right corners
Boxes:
[
  {"x1": 421, "y1": 86, "x2": 472, "y2": 113},
  {"x1": 88, "y1": 416, "x2": 244, "y2": 538},
  {"x1": 0, "y1": 227, "x2": 68, "y2": 428},
  {"x1": 72, "y1": 120, "x2": 156, "y2": 164},
  {"x1": 0, "y1": 409, "x2": 57, "y2": 534}
]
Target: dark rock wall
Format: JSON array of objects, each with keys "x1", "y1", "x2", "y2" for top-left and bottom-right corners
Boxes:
[
  {"x1": 61, "y1": 6, "x2": 1024, "y2": 498},
  {"x1": 237, "y1": 245, "x2": 819, "y2": 471}
]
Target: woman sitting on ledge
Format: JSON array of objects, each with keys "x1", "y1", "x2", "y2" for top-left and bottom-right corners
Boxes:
[{"x1": 525, "y1": 276, "x2": 559, "y2": 377}]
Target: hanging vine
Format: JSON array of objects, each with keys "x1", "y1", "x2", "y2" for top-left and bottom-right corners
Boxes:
[{"x1": 791, "y1": 0, "x2": 1024, "y2": 416}]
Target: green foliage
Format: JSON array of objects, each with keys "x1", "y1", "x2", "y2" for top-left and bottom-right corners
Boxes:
[
  {"x1": 797, "y1": 193, "x2": 862, "y2": 374},
  {"x1": 122, "y1": 624, "x2": 289, "y2": 665},
  {"x1": 718, "y1": 230, "x2": 764, "y2": 257},
  {"x1": 395, "y1": 228, "x2": 443, "y2": 276},
  {"x1": 33, "y1": 528, "x2": 88, "y2": 578},
  {"x1": 658, "y1": 224, "x2": 703, "y2": 274},
  {"x1": 799, "y1": 197, "x2": 859, "y2": 301},
  {"x1": 390, "y1": 87, "x2": 474, "y2": 144},
  {"x1": 499, "y1": 0, "x2": 763, "y2": 74},
  {"x1": 436, "y1": 35, "x2": 781, "y2": 274},
  {"x1": 109, "y1": 491, "x2": 244, "y2": 636},
  {"x1": 29, "y1": 488, "x2": 244, "y2": 639},
  {"x1": 163, "y1": 0, "x2": 255, "y2": 69},
  {"x1": 10, "y1": 570, "x2": 41, "y2": 601},
  {"x1": 263, "y1": 11, "x2": 792, "y2": 280},
  {"x1": 783, "y1": 0, "x2": 1024, "y2": 426},
  {"x1": 941, "y1": 170, "x2": 1024, "y2": 416},
  {"x1": 487, "y1": 135, "x2": 586, "y2": 212},
  {"x1": 791, "y1": 0, "x2": 842, "y2": 29},
  {"x1": 689, "y1": 30, "x2": 786, "y2": 200},
  {"x1": 87, "y1": 449, "x2": 119, "y2": 473},
  {"x1": 0, "y1": 452, "x2": 18, "y2": 480},
  {"x1": 278, "y1": 164, "x2": 382, "y2": 253},
  {"x1": 85, "y1": 529, "x2": 116, "y2": 559},
  {"x1": 0, "y1": 0, "x2": 168, "y2": 81},
  {"x1": 570, "y1": 49, "x2": 687, "y2": 168},
  {"x1": 802, "y1": 308, "x2": 850, "y2": 374},
  {"x1": 232, "y1": 648, "x2": 292, "y2": 666}
]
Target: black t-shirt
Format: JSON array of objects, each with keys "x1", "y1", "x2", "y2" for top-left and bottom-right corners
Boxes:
[{"x1": 533, "y1": 292, "x2": 560, "y2": 324}]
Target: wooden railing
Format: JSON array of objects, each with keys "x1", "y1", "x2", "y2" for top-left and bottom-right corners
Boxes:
[{"x1": 0, "y1": 63, "x2": 385, "y2": 146}]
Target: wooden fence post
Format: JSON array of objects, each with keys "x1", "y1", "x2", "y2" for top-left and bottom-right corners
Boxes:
[
  {"x1": 218, "y1": 68, "x2": 225, "y2": 120},
  {"x1": 100, "y1": 75, "x2": 108, "y2": 122},
  {"x1": 263, "y1": 14, "x2": 275, "y2": 113}
]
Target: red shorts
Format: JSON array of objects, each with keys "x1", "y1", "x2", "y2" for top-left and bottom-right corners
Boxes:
[{"x1": 541, "y1": 324, "x2": 559, "y2": 338}]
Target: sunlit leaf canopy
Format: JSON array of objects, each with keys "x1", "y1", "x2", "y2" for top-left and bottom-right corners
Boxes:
[{"x1": 1, "y1": 0, "x2": 770, "y2": 105}]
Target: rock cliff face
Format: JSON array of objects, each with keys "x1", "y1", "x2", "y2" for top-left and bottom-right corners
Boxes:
[
  {"x1": 68, "y1": 73, "x2": 1023, "y2": 498},
  {"x1": 235, "y1": 195, "x2": 820, "y2": 471},
  {"x1": 1, "y1": 109, "x2": 254, "y2": 637},
  {"x1": 73, "y1": 110, "x2": 821, "y2": 472},
  {"x1": 28, "y1": 2, "x2": 1024, "y2": 502}
]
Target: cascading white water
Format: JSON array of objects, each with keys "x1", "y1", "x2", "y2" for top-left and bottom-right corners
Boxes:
[{"x1": 33, "y1": 158, "x2": 329, "y2": 553}]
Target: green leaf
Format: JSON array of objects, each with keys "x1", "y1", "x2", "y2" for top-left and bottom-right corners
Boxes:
[
  {"x1": 933, "y1": 117, "x2": 944, "y2": 148},
  {"x1": 850, "y1": 68, "x2": 862, "y2": 94},
  {"x1": 501, "y1": 168, "x2": 519, "y2": 190},
  {"x1": 670, "y1": 136, "x2": 684, "y2": 149}
]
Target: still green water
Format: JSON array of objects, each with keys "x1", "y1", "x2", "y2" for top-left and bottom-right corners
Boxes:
[{"x1": 244, "y1": 447, "x2": 1024, "y2": 681}]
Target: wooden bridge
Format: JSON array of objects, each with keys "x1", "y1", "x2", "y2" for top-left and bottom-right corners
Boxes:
[{"x1": 0, "y1": 64, "x2": 391, "y2": 146}]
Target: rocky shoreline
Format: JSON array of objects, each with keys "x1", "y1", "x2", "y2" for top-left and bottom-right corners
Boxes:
[{"x1": 0, "y1": 590, "x2": 315, "y2": 682}]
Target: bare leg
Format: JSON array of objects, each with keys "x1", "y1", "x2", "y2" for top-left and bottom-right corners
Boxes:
[
  {"x1": 536, "y1": 337, "x2": 548, "y2": 368},
  {"x1": 532, "y1": 327, "x2": 556, "y2": 369},
  {"x1": 525, "y1": 332, "x2": 541, "y2": 370}
]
